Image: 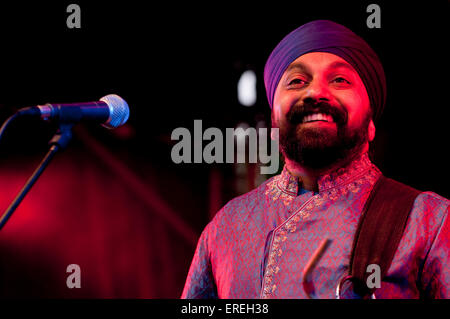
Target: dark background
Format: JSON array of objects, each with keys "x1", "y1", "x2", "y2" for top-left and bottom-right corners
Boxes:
[{"x1": 0, "y1": 1, "x2": 447, "y2": 298}]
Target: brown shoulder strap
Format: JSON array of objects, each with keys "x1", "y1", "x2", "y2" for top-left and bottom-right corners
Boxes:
[{"x1": 349, "y1": 175, "x2": 420, "y2": 297}]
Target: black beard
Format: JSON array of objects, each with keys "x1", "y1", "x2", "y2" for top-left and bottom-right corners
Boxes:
[{"x1": 276, "y1": 101, "x2": 371, "y2": 170}]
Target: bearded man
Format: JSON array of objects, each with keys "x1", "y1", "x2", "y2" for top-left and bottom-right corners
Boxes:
[{"x1": 181, "y1": 20, "x2": 449, "y2": 299}]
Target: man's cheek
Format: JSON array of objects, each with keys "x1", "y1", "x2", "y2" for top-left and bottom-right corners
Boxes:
[
  {"x1": 346, "y1": 110, "x2": 370, "y2": 131},
  {"x1": 345, "y1": 90, "x2": 370, "y2": 113}
]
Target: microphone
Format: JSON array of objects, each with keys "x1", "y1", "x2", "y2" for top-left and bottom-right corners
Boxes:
[{"x1": 17, "y1": 94, "x2": 130, "y2": 129}]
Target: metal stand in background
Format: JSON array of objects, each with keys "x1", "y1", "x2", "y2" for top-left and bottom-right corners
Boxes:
[
  {"x1": 0, "y1": 123, "x2": 73, "y2": 231},
  {"x1": 302, "y1": 238, "x2": 332, "y2": 299}
]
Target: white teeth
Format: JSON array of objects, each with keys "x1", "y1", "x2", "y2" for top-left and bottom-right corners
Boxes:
[{"x1": 302, "y1": 113, "x2": 334, "y2": 123}]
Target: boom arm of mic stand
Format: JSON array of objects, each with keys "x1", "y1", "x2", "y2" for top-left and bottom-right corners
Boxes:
[{"x1": 0, "y1": 123, "x2": 73, "y2": 231}]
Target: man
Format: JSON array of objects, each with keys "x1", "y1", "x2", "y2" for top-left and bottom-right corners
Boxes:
[{"x1": 182, "y1": 20, "x2": 449, "y2": 299}]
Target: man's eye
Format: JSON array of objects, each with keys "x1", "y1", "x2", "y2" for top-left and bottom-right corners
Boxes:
[
  {"x1": 288, "y1": 79, "x2": 306, "y2": 86},
  {"x1": 332, "y1": 77, "x2": 351, "y2": 84}
]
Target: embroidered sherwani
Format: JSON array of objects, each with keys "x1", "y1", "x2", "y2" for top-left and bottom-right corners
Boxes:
[{"x1": 182, "y1": 154, "x2": 449, "y2": 298}]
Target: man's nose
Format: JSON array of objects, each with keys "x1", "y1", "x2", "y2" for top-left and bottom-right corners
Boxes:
[{"x1": 303, "y1": 79, "x2": 331, "y2": 103}]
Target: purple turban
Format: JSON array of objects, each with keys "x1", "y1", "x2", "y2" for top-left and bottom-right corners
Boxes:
[{"x1": 264, "y1": 20, "x2": 386, "y2": 123}]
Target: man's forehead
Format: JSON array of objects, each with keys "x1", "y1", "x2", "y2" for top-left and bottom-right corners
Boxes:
[{"x1": 286, "y1": 52, "x2": 356, "y2": 74}]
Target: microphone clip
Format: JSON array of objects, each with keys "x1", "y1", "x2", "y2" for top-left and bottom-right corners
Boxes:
[{"x1": 49, "y1": 122, "x2": 74, "y2": 150}]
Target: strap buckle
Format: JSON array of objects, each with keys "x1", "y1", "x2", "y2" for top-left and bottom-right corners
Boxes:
[{"x1": 335, "y1": 275, "x2": 376, "y2": 299}]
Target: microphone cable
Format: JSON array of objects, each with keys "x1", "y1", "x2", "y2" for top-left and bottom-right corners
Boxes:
[{"x1": 0, "y1": 107, "x2": 39, "y2": 143}]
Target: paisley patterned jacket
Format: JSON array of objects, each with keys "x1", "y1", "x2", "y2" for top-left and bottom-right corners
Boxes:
[{"x1": 182, "y1": 153, "x2": 449, "y2": 299}]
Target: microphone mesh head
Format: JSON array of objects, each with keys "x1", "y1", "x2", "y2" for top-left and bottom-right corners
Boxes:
[{"x1": 100, "y1": 94, "x2": 130, "y2": 129}]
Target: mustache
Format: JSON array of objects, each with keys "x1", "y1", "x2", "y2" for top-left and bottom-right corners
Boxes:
[{"x1": 286, "y1": 101, "x2": 348, "y2": 126}]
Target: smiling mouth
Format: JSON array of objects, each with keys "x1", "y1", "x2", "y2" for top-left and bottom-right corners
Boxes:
[{"x1": 301, "y1": 112, "x2": 335, "y2": 124}]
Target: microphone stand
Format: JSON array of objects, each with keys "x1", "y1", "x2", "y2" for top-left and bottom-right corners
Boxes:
[{"x1": 0, "y1": 123, "x2": 73, "y2": 231}]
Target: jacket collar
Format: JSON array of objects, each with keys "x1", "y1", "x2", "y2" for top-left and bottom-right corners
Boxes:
[{"x1": 277, "y1": 153, "x2": 377, "y2": 195}]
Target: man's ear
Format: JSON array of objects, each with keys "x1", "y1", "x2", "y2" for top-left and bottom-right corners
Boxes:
[
  {"x1": 368, "y1": 119, "x2": 376, "y2": 142},
  {"x1": 271, "y1": 127, "x2": 279, "y2": 141}
]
